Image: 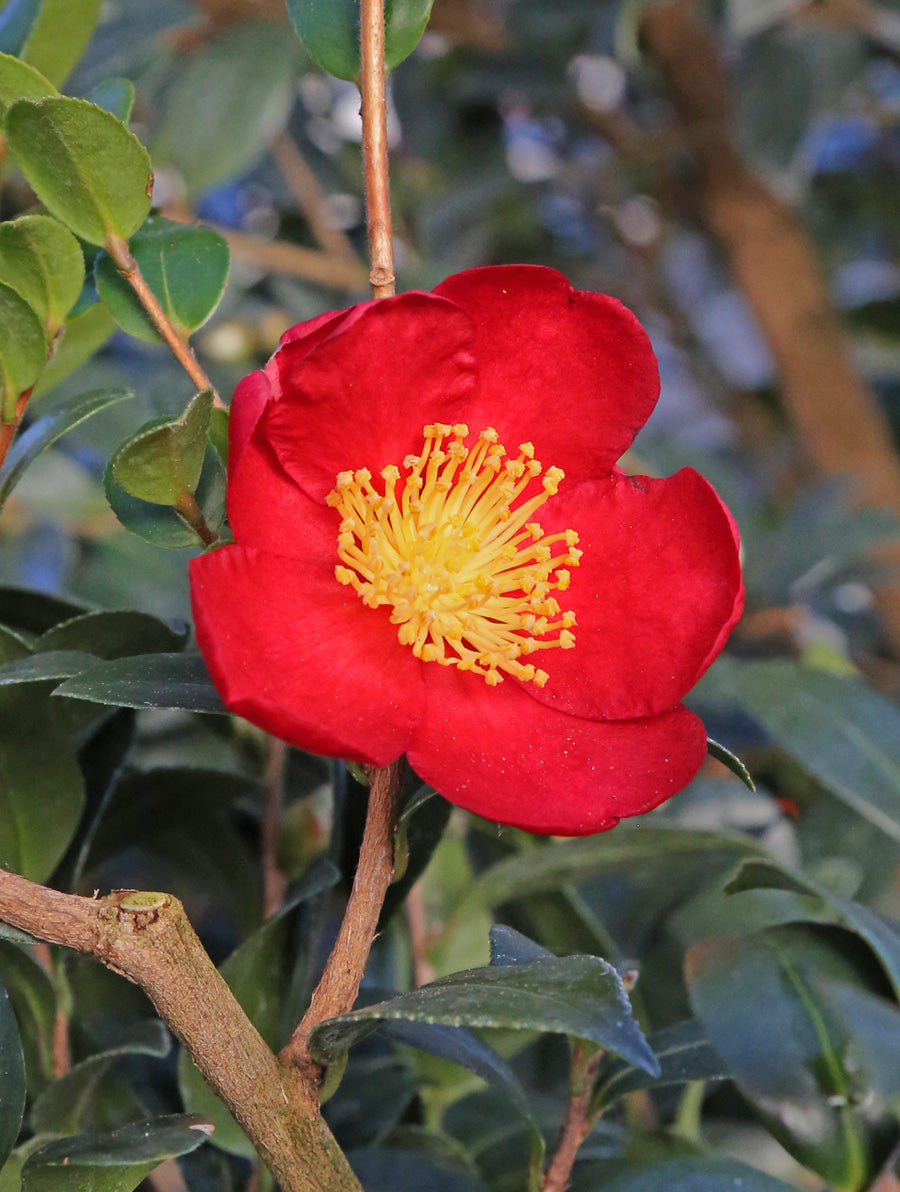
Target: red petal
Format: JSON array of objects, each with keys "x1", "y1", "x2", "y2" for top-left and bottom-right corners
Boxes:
[
  {"x1": 265, "y1": 292, "x2": 476, "y2": 502},
  {"x1": 530, "y1": 468, "x2": 744, "y2": 720},
  {"x1": 434, "y1": 265, "x2": 659, "y2": 482},
  {"x1": 407, "y1": 666, "x2": 707, "y2": 835},
  {"x1": 229, "y1": 369, "x2": 272, "y2": 467},
  {"x1": 190, "y1": 545, "x2": 424, "y2": 765},
  {"x1": 276, "y1": 305, "x2": 356, "y2": 351},
  {"x1": 227, "y1": 422, "x2": 327, "y2": 558}
]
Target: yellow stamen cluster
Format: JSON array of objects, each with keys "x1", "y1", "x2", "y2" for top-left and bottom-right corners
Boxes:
[{"x1": 326, "y1": 424, "x2": 582, "y2": 687}]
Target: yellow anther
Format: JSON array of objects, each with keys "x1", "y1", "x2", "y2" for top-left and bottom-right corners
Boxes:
[{"x1": 328, "y1": 425, "x2": 581, "y2": 688}]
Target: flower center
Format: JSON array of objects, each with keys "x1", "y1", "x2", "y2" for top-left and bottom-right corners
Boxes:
[{"x1": 326, "y1": 424, "x2": 582, "y2": 687}]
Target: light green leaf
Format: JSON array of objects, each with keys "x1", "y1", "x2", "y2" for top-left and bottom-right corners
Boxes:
[
  {"x1": 110, "y1": 389, "x2": 213, "y2": 505},
  {"x1": 6, "y1": 97, "x2": 153, "y2": 246},
  {"x1": 20, "y1": 0, "x2": 102, "y2": 89},
  {"x1": 32, "y1": 302, "x2": 117, "y2": 398},
  {"x1": 94, "y1": 218, "x2": 230, "y2": 342},
  {"x1": 0, "y1": 280, "x2": 47, "y2": 417},
  {"x1": 0, "y1": 215, "x2": 83, "y2": 335},
  {"x1": 104, "y1": 441, "x2": 225, "y2": 547},
  {"x1": 0, "y1": 49, "x2": 55, "y2": 123}
]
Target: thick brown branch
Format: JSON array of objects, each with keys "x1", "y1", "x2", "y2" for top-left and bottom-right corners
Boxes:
[
  {"x1": 281, "y1": 759, "x2": 404, "y2": 1076},
  {"x1": 360, "y1": 0, "x2": 395, "y2": 297},
  {"x1": 641, "y1": 0, "x2": 900, "y2": 651},
  {"x1": 0, "y1": 870, "x2": 361, "y2": 1192}
]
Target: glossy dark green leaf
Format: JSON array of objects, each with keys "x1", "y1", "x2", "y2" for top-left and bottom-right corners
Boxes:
[
  {"x1": 0, "y1": 215, "x2": 84, "y2": 335},
  {"x1": 725, "y1": 857, "x2": 900, "y2": 996},
  {"x1": 0, "y1": 941, "x2": 56, "y2": 1093},
  {"x1": 0, "y1": 686, "x2": 84, "y2": 880},
  {"x1": 39, "y1": 610, "x2": 186, "y2": 661},
  {"x1": 0, "y1": 649, "x2": 94, "y2": 686},
  {"x1": 0, "y1": 387, "x2": 132, "y2": 508},
  {"x1": 590, "y1": 1157, "x2": 805, "y2": 1192},
  {"x1": 154, "y1": 22, "x2": 296, "y2": 198},
  {"x1": 104, "y1": 439, "x2": 225, "y2": 546},
  {"x1": 32, "y1": 302, "x2": 117, "y2": 398},
  {"x1": 178, "y1": 861, "x2": 339, "y2": 1157},
  {"x1": 0, "y1": 976, "x2": 26, "y2": 1168},
  {"x1": 347, "y1": 1147, "x2": 487, "y2": 1192},
  {"x1": 0, "y1": 49, "x2": 54, "y2": 122},
  {"x1": 52, "y1": 653, "x2": 225, "y2": 714},
  {"x1": 31, "y1": 1022, "x2": 170, "y2": 1135},
  {"x1": 110, "y1": 389, "x2": 213, "y2": 505},
  {"x1": 473, "y1": 825, "x2": 764, "y2": 908},
  {"x1": 0, "y1": 587, "x2": 87, "y2": 636},
  {"x1": 311, "y1": 956, "x2": 658, "y2": 1074},
  {"x1": 686, "y1": 924, "x2": 873, "y2": 1188},
  {"x1": 824, "y1": 980, "x2": 900, "y2": 1110},
  {"x1": 489, "y1": 925, "x2": 553, "y2": 966},
  {"x1": 21, "y1": 1115, "x2": 213, "y2": 1192},
  {"x1": 94, "y1": 219, "x2": 229, "y2": 342},
  {"x1": 715, "y1": 658, "x2": 900, "y2": 843},
  {"x1": 706, "y1": 738, "x2": 755, "y2": 791},
  {"x1": 286, "y1": 0, "x2": 435, "y2": 80},
  {"x1": 6, "y1": 97, "x2": 153, "y2": 246},
  {"x1": 592, "y1": 1019, "x2": 726, "y2": 1112},
  {"x1": 86, "y1": 78, "x2": 134, "y2": 123},
  {"x1": 0, "y1": 279, "x2": 47, "y2": 417}
]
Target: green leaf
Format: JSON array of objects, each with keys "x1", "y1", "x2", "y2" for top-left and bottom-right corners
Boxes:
[
  {"x1": 207, "y1": 405, "x2": 228, "y2": 466},
  {"x1": 0, "y1": 587, "x2": 87, "y2": 635},
  {"x1": 86, "y1": 78, "x2": 134, "y2": 123},
  {"x1": 52, "y1": 653, "x2": 225, "y2": 714},
  {"x1": 0, "y1": 215, "x2": 84, "y2": 335},
  {"x1": 20, "y1": 0, "x2": 102, "y2": 89},
  {"x1": 39, "y1": 610, "x2": 187, "y2": 659},
  {"x1": 154, "y1": 22, "x2": 297, "y2": 199},
  {"x1": 31, "y1": 1022, "x2": 171, "y2": 1135},
  {"x1": 21, "y1": 1115, "x2": 213, "y2": 1192},
  {"x1": 110, "y1": 389, "x2": 213, "y2": 505},
  {"x1": 0, "y1": 940, "x2": 56, "y2": 1092},
  {"x1": 592, "y1": 1157, "x2": 807, "y2": 1192},
  {"x1": 715, "y1": 659, "x2": 900, "y2": 844},
  {"x1": 104, "y1": 441, "x2": 225, "y2": 547},
  {"x1": 686, "y1": 925, "x2": 873, "y2": 1188},
  {"x1": 0, "y1": 387, "x2": 132, "y2": 508},
  {"x1": 0, "y1": 279, "x2": 47, "y2": 417},
  {"x1": 0, "y1": 49, "x2": 55, "y2": 123},
  {"x1": 725, "y1": 857, "x2": 900, "y2": 997},
  {"x1": 94, "y1": 219, "x2": 230, "y2": 342},
  {"x1": 706, "y1": 737, "x2": 755, "y2": 791},
  {"x1": 32, "y1": 302, "x2": 117, "y2": 398},
  {"x1": 592, "y1": 1018, "x2": 727, "y2": 1112},
  {"x1": 178, "y1": 862, "x2": 339, "y2": 1157},
  {"x1": 0, "y1": 976, "x2": 26, "y2": 1169},
  {"x1": 0, "y1": 649, "x2": 94, "y2": 686},
  {"x1": 286, "y1": 0, "x2": 435, "y2": 80},
  {"x1": 310, "y1": 956, "x2": 659, "y2": 1075},
  {"x1": 6, "y1": 97, "x2": 153, "y2": 246},
  {"x1": 0, "y1": 686, "x2": 84, "y2": 880}
]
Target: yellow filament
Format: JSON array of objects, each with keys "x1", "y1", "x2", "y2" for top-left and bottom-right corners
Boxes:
[{"x1": 326, "y1": 424, "x2": 581, "y2": 687}]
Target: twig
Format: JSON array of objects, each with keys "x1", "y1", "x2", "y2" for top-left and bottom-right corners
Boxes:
[
  {"x1": 0, "y1": 870, "x2": 362, "y2": 1192},
  {"x1": 104, "y1": 234, "x2": 224, "y2": 408},
  {"x1": 272, "y1": 133, "x2": 360, "y2": 261},
  {"x1": 360, "y1": 0, "x2": 395, "y2": 297},
  {"x1": 542, "y1": 1043, "x2": 604, "y2": 1192},
  {"x1": 281, "y1": 758, "x2": 404, "y2": 1077},
  {"x1": 174, "y1": 490, "x2": 218, "y2": 547},
  {"x1": 33, "y1": 941, "x2": 71, "y2": 1077},
  {"x1": 262, "y1": 738, "x2": 289, "y2": 918},
  {"x1": 216, "y1": 226, "x2": 368, "y2": 291}
]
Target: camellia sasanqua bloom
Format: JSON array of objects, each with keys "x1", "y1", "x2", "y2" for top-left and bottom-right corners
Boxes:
[{"x1": 190, "y1": 265, "x2": 743, "y2": 835}]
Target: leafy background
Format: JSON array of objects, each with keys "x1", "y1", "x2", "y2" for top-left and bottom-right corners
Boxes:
[{"x1": 3, "y1": 0, "x2": 900, "y2": 1190}]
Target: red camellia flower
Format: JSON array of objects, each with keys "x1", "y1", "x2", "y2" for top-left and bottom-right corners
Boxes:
[{"x1": 190, "y1": 265, "x2": 743, "y2": 835}]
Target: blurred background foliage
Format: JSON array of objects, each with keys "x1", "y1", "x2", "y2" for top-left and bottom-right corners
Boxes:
[{"x1": 4, "y1": 0, "x2": 900, "y2": 1190}]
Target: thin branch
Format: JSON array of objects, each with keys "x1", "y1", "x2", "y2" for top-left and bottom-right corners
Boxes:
[
  {"x1": 0, "y1": 870, "x2": 362, "y2": 1192},
  {"x1": 104, "y1": 234, "x2": 224, "y2": 408},
  {"x1": 542, "y1": 1044, "x2": 605, "y2": 1192},
  {"x1": 281, "y1": 758, "x2": 404, "y2": 1077},
  {"x1": 174, "y1": 490, "x2": 218, "y2": 547},
  {"x1": 272, "y1": 133, "x2": 360, "y2": 262},
  {"x1": 214, "y1": 226, "x2": 368, "y2": 292},
  {"x1": 360, "y1": 0, "x2": 395, "y2": 297},
  {"x1": 262, "y1": 737, "x2": 289, "y2": 918}
]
